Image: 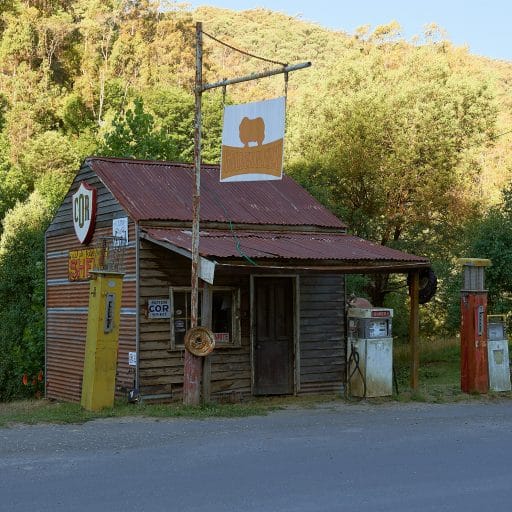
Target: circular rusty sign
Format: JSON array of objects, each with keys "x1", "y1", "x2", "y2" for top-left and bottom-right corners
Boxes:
[{"x1": 184, "y1": 326, "x2": 215, "y2": 357}]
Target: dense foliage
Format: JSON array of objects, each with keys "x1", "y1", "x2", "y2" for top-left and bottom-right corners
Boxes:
[
  {"x1": 1, "y1": 1, "x2": 512, "y2": 398},
  {"x1": 467, "y1": 186, "x2": 512, "y2": 313}
]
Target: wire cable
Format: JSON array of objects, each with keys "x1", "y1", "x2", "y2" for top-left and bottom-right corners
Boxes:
[
  {"x1": 392, "y1": 365, "x2": 399, "y2": 395},
  {"x1": 201, "y1": 180, "x2": 259, "y2": 266},
  {"x1": 203, "y1": 30, "x2": 288, "y2": 67},
  {"x1": 490, "y1": 128, "x2": 512, "y2": 140},
  {"x1": 200, "y1": 30, "x2": 290, "y2": 265}
]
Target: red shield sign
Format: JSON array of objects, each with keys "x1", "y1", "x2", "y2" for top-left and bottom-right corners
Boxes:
[{"x1": 72, "y1": 182, "x2": 97, "y2": 244}]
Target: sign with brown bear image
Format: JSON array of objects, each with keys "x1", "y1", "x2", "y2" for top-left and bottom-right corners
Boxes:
[{"x1": 220, "y1": 97, "x2": 285, "y2": 182}]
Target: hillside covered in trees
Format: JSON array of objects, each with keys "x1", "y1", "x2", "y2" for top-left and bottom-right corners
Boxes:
[{"x1": 1, "y1": 0, "x2": 512, "y2": 399}]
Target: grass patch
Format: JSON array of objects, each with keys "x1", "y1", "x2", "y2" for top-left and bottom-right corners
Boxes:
[
  {"x1": 0, "y1": 398, "x2": 276, "y2": 428},
  {"x1": 393, "y1": 336, "x2": 463, "y2": 402},
  {"x1": 0, "y1": 393, "x2": 344, "y2": 428},
  {"x1": 392, "y1": 336, "x2": 512, "y2": 403},
  {"x1": 3, "y1": 338, "x2": 512, "y2": 423}
]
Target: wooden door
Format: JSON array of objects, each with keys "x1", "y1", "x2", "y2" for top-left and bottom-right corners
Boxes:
[{"x1": 253, "y1": 277, "x2": 294, "y2": 395}]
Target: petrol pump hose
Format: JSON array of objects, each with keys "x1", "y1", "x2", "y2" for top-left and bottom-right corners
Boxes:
[
  {"x1": 345, "y1": 342, "x2": 367, "y2": 400},
  {"x1": 345, "y1": 342, "x2": 400, "y2": 400}
]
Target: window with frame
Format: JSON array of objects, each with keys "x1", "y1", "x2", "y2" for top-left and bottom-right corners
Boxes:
[{"x1": 169, "y1": 286, "x2": 241, "y2": 350}]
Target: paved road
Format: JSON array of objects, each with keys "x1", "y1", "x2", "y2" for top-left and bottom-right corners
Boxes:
[{"x1": 1, "y1": 400, "x2": 512, "y2": 512}]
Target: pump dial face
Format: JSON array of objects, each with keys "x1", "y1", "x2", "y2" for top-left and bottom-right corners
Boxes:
[{"x1": 368, "y1": 320, "x2": 388, "y2": 338}]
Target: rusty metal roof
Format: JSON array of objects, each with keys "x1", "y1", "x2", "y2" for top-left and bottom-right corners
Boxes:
[
  {"x1": 88, "y1": 157, "x2": 345, "y2": 228},
  {"x1": 142, "y1": 228, "x2": 429, "y2": 266}
]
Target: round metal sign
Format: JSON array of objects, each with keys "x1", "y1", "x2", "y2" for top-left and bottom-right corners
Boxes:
[{"x1": 184, "y1": 326, "x2": 215, "y2": 357}]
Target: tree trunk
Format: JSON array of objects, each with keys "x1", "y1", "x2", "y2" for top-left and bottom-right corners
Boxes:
[{"x1": 367, "y1": 273, "x2": 389, "y2": 306}]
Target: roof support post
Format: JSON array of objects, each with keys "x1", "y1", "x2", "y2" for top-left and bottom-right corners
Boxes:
[
  {"x1": 408, "y1": 270, "x2": 420, "y2": 391},
  {"x1": 183, "y1": 21, "x2": 204, "y2": 406}
]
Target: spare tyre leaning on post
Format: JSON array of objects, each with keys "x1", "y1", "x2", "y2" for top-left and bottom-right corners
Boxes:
[{"x1": 184, "y1": 326, "x2": 216, "y2": 356}]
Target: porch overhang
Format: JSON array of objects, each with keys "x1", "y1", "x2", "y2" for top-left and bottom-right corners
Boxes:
[
  {"x1": 140, "y1": 227, "x2": 430, "y2": 274},
  {"x1": 140, "y1": 226, "x2": 428, "y2": 392},
  {"x1": 139, "y1": 231, "x2": 216, "y2": 284}
]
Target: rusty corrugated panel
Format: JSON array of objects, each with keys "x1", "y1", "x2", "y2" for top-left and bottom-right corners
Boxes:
[
  {"x1": 47, "y1": 228, "x2": 137, "y2": 269},
  {"x1": 46, "y1": 313, "x2": 87, "y2": 402},
  {"x1": 46, "y1": 229, "x2": 137, "y2": 402},
  {"x1": 46, "y1": 313, "x2": 136, "y2": 402},
  {"x1": 88, "y1": 157, "x2": 345, "y2": 228},
  {"x1": 46, "y1": 282, "x2": 136, "y2": 308},
  {"x1": 47, "y1": 283, "x2": 90, "y2": 308},
  {"x1": 142, "y1": 228, "x2": 429, "y2": 263},
  {"x1": 46, "y1": 232, "x2": 77, "y2": 251}
]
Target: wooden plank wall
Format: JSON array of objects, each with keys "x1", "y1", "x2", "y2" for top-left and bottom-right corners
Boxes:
[
  {"x1": 140, "y1": 243, "x2": 346, "y2": 400},
  {"x1": 45, "y1": 163, "x2": 137, "y2": 402},
  {"x1": 139, "y1": 241, "x2": 252, "y2": 401},
  {"x1": 299, "y1": 274, "x2": 345, "y2": 394}
]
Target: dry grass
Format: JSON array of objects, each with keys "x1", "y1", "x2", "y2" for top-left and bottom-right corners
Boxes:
[{"x1": 393, "y1": 336, "x2": 512, "y2": 402}]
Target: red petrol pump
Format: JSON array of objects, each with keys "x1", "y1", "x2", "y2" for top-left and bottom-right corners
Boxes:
[{"x1": 457, "y1": 258, "x2": 491, "y2": 394}]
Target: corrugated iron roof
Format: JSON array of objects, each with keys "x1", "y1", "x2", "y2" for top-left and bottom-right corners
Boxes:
[
  {"x1": 88, "y1": 157, "x2": 345, "y2": 228},
  {"x1": 142, "y1": 228, "x2": 429, "y2": 264}
]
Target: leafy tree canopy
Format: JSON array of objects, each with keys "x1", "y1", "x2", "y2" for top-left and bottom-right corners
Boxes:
[
  {"x1": 99, "y1": 97, "x2": 179, "y2": 160},
  {"x1": 467, "y1": 185, "x2": 512, "y2": 313}
]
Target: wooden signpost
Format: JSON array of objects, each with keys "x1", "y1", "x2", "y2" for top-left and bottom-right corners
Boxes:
[{"x1": 183, "y1": 22, "x2": 311, "y2": 405}]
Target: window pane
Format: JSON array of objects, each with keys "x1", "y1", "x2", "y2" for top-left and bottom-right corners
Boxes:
[
  {"x1": 212, "y1": 291, "x2": 232, "y2": 341},
  {"x1": 174, "y1": 292, "x2": 186, "y2": 318},
  {"x1": 171, "y1": 289, "x2": 202, "y2": 346}
]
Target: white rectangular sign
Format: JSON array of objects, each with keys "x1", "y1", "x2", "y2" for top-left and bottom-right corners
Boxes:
[
  {"x1": 220, "y1": 97, "x2": 285, "y2": 182},
  {"x1": 113, "y1": 217, "x2": 128, "y2": 243},
  {"x1": 147, "y1": 298, "x2": 171, "y2": 319},
  {"x1": 128, "y1": 351, "x2": 137, "y2": 366}
]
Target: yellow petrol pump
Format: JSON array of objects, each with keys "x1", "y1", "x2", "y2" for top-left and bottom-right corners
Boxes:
[{"x1": 81, "y1": 270, "x2": 124, "y2": 411}]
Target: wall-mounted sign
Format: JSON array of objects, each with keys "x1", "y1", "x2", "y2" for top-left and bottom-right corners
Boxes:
[
  {"x1": 220, "y1": 97, "x2": 285, "y2": 182},
  {"x1": 175, "y1": 319, "x2": 186, "y2": 332},
  {"x1": 147, "y1": 298, "x2": 171, "y2": 319},
  {"x1": 214, "y1": 333, "x2": 230, "y2": 344},
  {"x1": 68, "y1": 248, "x2": 101, "y2": 281},
  {"x1": 72, "y1": 182, "x2": 97, "y2": 244},
  {"x1": 128, "y1": 352, "x2": 137, "y2": 366},
  {"x1": 113, "y1": 217, "x2": 128, "y2": 243}
]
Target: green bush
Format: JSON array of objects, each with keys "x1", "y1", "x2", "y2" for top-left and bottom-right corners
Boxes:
[{"x1": 0, "y1": 192, "x2": 52, "y2": 400}]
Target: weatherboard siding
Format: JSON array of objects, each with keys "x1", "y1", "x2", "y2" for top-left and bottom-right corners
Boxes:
[
  {"x1": 138, "y1": 241, "x2": 346, "y2": 401},
  {"x1": 299, "y1": 274, "x2": 345, "y2": 394},
  {"x1": 138, "y1": 241, "x2": 252, "y2": 401}
]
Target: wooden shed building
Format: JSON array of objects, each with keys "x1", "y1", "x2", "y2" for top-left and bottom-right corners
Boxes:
[{"x1": 45, "y1": 157, "x2": 430, "y2": 402}]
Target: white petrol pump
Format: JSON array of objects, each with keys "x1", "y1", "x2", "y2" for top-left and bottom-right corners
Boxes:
[
  {"x1": 487, "y1": 315, "x2": 511, "y2": 392},
  {"x1": 347, "y1": 307, "x2": 394, "y2": 397}
]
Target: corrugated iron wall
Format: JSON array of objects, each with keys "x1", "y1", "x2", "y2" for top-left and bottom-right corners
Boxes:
[
  {"x1": 45, "y1": 163, "x2": 138, "y2": 402},
  {"x1": 46, "y1": 228, "x2": 137, "y2": 402}
]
